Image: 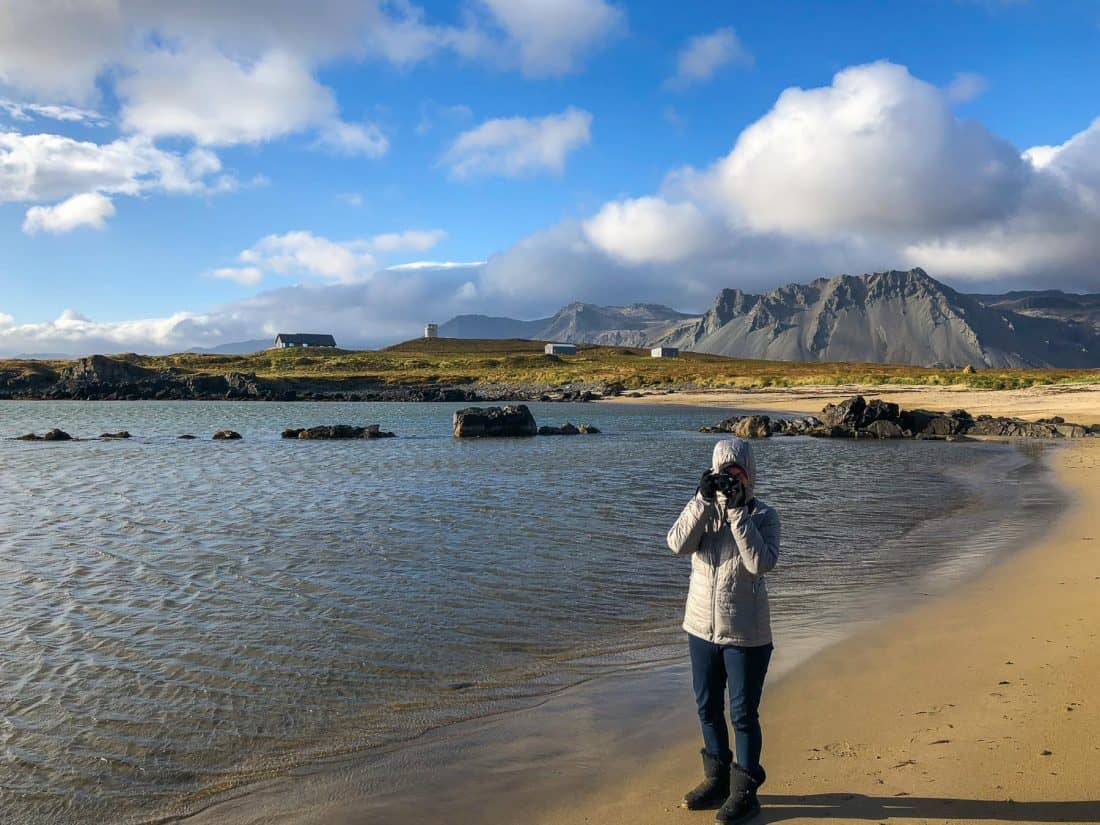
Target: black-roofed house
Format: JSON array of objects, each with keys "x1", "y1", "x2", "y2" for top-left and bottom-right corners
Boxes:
[{"x1": 274, "y1": 333, "x2": 337, "y2": 349}]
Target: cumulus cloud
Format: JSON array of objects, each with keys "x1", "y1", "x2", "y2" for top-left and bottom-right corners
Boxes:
[
  {"x1": 442, "y1": 107, "x2": 592, "y2": 179},
  {"x1": 945, "y1": 71, "x2": 988, "y2": 103},
  {"x1": 478, "y1": 0, "x2": 623, "y2": 76},
  {"x1": 0, "y1": 0, "x2": 622, "y2": 157},
  {"x1": 22, "y1": 192, "x2": 115, "y2": 234},
  {"x1": 119, "y1": 49, "x2": 334, "y2": 145},
  {"x1": 208, "y1": 266, "x2": 264, "y2": 286},
  {"x1": 665, "y1": 27, "x2": 752, "y2": 91},
  {"x1": 479, "y1": 60, "x2": 1100, "y2": 301},
  {"x1": 371, "y1": 229, "x2": 448, "y2": 252},
  {"x1": 583, "y1": 197, "x2": 714, "y2": 263},
  {"x1": 214, "y1": 228, "x2": 449, "y2": 286},
  {"x1": 0, "y1": 132, "x2": 227, "y2": 202},
  {"x1": 705, "y1": 61, "x2": 1027, "y2": 236},
  {"x1": 0, "y1": 98, "x2": 106, "y2": 125}
]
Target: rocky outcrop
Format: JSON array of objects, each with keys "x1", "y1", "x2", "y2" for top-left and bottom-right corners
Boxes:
[
  {"x1": 16, "y1": 428, "x2": 73, "y2": 441},
  {"x1": 702, "y1": 396, "x2": 1097, "y2": 440},
  {"x1": 99, "y1": 431, "x2": 131, "y2": 439},
  {"x1": 453, "y1": 405, "x2": 538, "y2": 437},
  {"x1": 212, "y1": 430, "x2": 242, "y2": 440},
  {"x1": 537, "y1": 422, "x2": 600, "y2": 435},
  {"x1": 281, "y1": 424, "x2": 396, "y2": 439}
]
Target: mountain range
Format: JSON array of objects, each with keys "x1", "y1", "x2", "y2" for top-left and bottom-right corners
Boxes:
[{"x1": 440, "y1": 269, "x2": 1100, "y2": 368}]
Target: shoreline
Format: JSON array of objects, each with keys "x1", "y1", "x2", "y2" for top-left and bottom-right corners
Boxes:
[
  {"x1": 601, "y1": 382, "x2": 1100, "y2": 426},
  {"x1": 524, "y1": 437, "x2": 1100, "y2": 825},
  {"x1": 170, "y1": 432, "x2": 1090, "y2": 825}
]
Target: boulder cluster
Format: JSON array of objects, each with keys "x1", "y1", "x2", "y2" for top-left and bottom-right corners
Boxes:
[
  {"x1": 702, "y1": 395, "x2": 1100, "y2": 440},
  {"x1": 453, "y1": 405, "x2": 601, "y2": 437},
  {"x1": 281, "y1": 424, "x2": 396, "y2": 439}
]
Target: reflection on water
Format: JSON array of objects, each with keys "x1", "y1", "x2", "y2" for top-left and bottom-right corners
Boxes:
[{"x1": 0, "y1": 401, "x2": 1061, "y2": 823}]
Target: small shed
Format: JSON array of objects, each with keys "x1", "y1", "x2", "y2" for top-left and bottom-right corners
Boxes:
[
  {"x1": 424, "y1": 323, "x2": 439, "y2": 339},
  {"x1": 545, "y1": 343, "x2": 578, "y2": 356},
  {"x1": 651, "y1": 346, "x2": 679, "y2": 358},
  {"x1": 274, "y1": 333, "x2": 337, "y2": 349}
]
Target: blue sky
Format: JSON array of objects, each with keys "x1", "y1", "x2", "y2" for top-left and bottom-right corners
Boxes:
[{"x1": 0, "y1": 0, "x2": 1098, "y2": 354}]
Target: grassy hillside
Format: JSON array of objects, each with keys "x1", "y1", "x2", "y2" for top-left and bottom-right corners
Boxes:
[{"x1": 4, "y1": 338, "x2": 1100, "y2": 392}]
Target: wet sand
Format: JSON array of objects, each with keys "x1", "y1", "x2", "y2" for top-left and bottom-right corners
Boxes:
[
  {"x1": 528, "y1": 438, "x2": 1100, "y2": 825},
  {"x1": 604, "y1": 382, "x2": 1100, "y2": 426}
]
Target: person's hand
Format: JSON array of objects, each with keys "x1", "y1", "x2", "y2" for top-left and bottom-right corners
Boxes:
[{"x1": 698, "y1": 469, "x2": 718, "y2": 501}]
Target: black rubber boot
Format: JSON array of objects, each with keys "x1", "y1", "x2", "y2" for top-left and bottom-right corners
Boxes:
[
  {"x1": 715, "y1": 764, "x2": 761, "y2": 824},
  {"x1": 682, "y1": 749, "x2": 731, "y2": 810}
]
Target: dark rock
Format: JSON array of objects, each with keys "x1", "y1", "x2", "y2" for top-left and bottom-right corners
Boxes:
[
  {"x1": 861, "y1": 399, "x2": 900, "y2": 426},
  {"x1": 538, "y1": 425, "x2": 562, "y2": 435},
  {"x1": 100, "y1": 431, "x2": 131, "y2": 439},
  {"x1": 578, "y1": 424, "x2": 601, "y2": 434},
  {"x1": 18, "y1": 428, "x2": 73, "y2": 441},
  {"x1": 923, "y1": 415, "x2": 968, "y2": 437},
  {"x1": 733, "y1": 414, "x2": 771, "y2": 439},
  {"x1": 178, "y1": 434, "x2": 197, "y2": 439},
  {"x1": 862, "y1": 419, "x2": 905, "y2": 439},
  {"x1": 820, "y1": 396, "x2": 866, "y2": 428},
  {"x1": 898, "y1": 408, "x2": 941, "y2": 434},
  {"x1": 283, "y1": 424, "x2": 396, "y2": 439},
  {"x1": 770, "y1": 416, "x2": 822, "y2": 436},
  {"x1": 453, "y1": 405, "x2": 537, "y2": 438},
  {"x1": 212, "y1": 430, "x2": 242, "y2": 440},
  {"x1": 560, "y1": 422, "x2": 580, "y2": 435}
]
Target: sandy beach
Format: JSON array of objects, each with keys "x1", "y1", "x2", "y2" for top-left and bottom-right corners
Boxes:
[
  {"x1": 605, "y1": 382, "x2": 1100, "y2": 427},
  {"x1": 528, "y1": 435, "x2": 1100, "y2": 825}
]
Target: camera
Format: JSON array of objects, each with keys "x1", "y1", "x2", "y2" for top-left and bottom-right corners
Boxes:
[{"x1": 714, "y1": 472, "x2": 742, "y2": 497}]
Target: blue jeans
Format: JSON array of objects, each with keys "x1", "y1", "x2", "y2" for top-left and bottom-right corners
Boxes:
[{"x1": 688, "y1": 633, "x2": 773, "y2": 778}]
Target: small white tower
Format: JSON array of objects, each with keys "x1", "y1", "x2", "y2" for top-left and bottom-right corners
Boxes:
[{"x1": 424, "y1": 323, "x2": 439, "y2": 339}]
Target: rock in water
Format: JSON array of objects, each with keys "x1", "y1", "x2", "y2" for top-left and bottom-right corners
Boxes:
[
  {"x1": 178, "y1": 434, "x2": 197, "y2": 439},
  {"x1": 862, "y1": 419, "x2": 905, "y2": 439},
  {"x1": 100, "y1": 431, "x2": 131, "y2": 439},
  {"x1": 212, "y1": 430, "x2": 242, "y2": 440},
  {"x1": 453, "y1": 405, "x2": 537, "y2": 438},
  {"x1": 282, "y1": 424, "x2": 396, "y2": 439},
  {"x1": 578, "y1": 424, "x2": 601, "y2": 434},
  {"x1": 733, "y1": 415, "x2": 771, "y2": 439},
  {"x1": 820, "y1": 396, "x2": 866, "y2": 429},
  {"x1": 17, "y1": 428, "x2": 74, "y2": 441}
]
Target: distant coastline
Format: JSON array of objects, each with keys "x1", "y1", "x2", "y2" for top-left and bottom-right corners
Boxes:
[{"x1": 2, "y1": 338, "x2": 1098, "y2": 403}]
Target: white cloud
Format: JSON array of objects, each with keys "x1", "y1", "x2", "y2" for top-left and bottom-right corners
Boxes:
[
  {"x1": 0, "y1": 98, "x2": 107, "y2": 125},
  {"x1": 238, "y1": 231, "x2": 378, "y2": 284},
  {"x1": 208, "y1": 266, "x2": 264, "y2": 286},
  {"x1": 583, "y1": 197, "x2": 714, "y2": 263},
  {"x1": 478, "y1": 0, "x2": 623, "y2": 76},
  {"x1": 315, "y1": 119, "x2": 390, "y2": 158},
  {"x1": 443, "y1": 107, "x2": 592, "y2": 179},
  {"x1": 0, "y1": 131, "x2": 232, "y2": 210},
  {"x1": 665, "y1": 27, "x2": 752, "y2": 91},
  {"x1": 945, "y1": 71, "x2": 988, "y2": 103},
  {"x1": 226, "y1": 227, "x2": 448, "y2": 285},
  {"x1": 707, "y1": 61, "x2": 1027, "y2": 236},
  {"x1": 118, "y1": 49, "x2": 337, "y2": 145},
  {"x1": 371, "y1": 229, "x2": 447, "y2": 252},
  {"x1": 22, "y1": 192, "x2": 115, "y2": 234}
]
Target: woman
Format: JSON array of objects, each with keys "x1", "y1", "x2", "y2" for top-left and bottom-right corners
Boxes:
[{"x1": 666, "y1": 437, "x2": 780, "y2": 824}]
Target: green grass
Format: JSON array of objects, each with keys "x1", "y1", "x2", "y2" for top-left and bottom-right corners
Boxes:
[{"x1": 4, "y1": 338, "x2": 1100, "y2": 391}]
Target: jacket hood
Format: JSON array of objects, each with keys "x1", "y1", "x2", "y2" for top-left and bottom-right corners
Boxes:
[{"x1": 711, "y1": 437, "x2": 756, "y2": 498}]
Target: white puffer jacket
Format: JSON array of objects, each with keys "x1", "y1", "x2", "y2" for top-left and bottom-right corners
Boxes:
[{"x1": 666, "y1": 438, "x2": 779, "y2": 647}]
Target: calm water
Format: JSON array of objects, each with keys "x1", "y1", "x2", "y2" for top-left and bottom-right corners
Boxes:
[{"x1": 0, "y1": 401, "x2": 1062, "y2": 823}]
